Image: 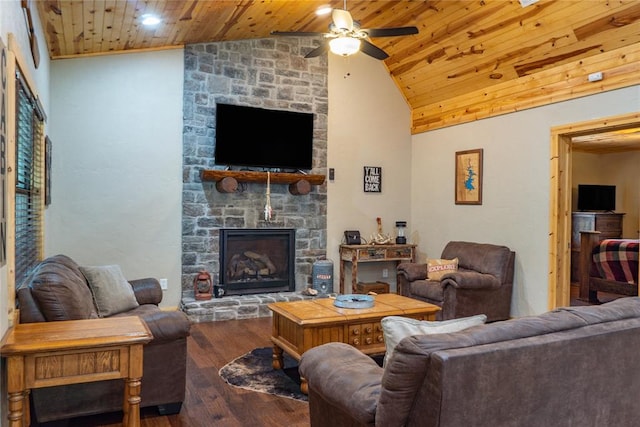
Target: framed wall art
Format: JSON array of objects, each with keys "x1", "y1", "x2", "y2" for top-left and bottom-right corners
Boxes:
[{"x1": 455, "y1": 149, "x2": 483, "y2": 205}]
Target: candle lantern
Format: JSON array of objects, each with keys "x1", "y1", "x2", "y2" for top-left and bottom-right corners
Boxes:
[
  {"x1": 395, "y1": 221, "x2": 407, "y2": 244},
  {"x1": 193, "y1": 270, "x2": 213, "y2": 300}
]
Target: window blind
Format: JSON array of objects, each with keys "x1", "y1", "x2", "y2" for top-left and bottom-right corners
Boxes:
[{"x1": 15, "y1": 70, "x2": 44, "y2": 286}]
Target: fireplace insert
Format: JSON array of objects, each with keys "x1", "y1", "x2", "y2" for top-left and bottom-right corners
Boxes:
[{"x1": 219, "y1": 228, "x2": 295, "y2": 296}]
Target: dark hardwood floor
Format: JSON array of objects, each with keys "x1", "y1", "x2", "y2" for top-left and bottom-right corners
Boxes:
[{"x1": 41, "y1": 317, "x2": 310, "y2": 427}]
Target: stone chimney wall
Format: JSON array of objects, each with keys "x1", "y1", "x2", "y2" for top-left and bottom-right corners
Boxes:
[{"x1": 181, "y1": 38, "x2": 328, "y2": 297}]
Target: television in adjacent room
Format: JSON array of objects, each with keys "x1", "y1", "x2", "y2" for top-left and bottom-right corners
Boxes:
[
  {"x1": 214, "y1": 103, "x2": 314, "y2": 171},
  {"x1": 577, "y1": 184, "x2": 616, "y2": 211}
]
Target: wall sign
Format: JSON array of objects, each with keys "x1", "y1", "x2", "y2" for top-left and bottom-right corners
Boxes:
[
  {"x1": 364, "y1": 166, "x2": 382, "y2": 193},
  {"x1": 0, "y1": 37, "x2": 6, "y2": 265}
]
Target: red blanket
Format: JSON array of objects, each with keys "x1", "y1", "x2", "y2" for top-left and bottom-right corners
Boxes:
[{"x1": 592, "y1": 239, "x2": 639, "y2": 284}]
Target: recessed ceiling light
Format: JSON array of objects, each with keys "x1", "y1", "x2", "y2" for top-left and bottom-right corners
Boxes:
[
  {"x1": 141, "y1": 14, "x2": 161, "y2": 26},
  {"x1": 316, "y1": 5, "x2": 332, "y2": 16}
]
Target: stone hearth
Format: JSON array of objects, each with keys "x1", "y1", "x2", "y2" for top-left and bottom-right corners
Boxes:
[{"x1": 180, "y1": 291, "x2": 315, "y2": 323}]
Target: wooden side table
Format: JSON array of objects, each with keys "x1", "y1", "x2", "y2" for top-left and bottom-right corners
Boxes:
[
  {"x1": 0, "y1": 316, "x2": 152, "y2": 427},
  {"x1": 339, "y1": 244, "x2": 416, "y2": 294}
]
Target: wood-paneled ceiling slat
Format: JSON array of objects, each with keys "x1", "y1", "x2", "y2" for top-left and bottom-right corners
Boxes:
[
  {"x1": 67, "y1": 1, "x2": 84, "y2": 56},
  {"x1": 97, "y1": 0, "x2": 117, "y2": 54}
]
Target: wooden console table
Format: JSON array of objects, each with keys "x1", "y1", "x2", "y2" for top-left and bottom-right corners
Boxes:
[
  {"x1": 0, "y1": 316, "x2": 152, "y2": 427},
  {"x1": 339, "y1": 244, "x2": 416, "y2": 294}
]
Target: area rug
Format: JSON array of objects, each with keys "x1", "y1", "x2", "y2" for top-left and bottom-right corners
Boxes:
[{"x1": 219, "y1": 347, "x2": 308, "y2": 402}]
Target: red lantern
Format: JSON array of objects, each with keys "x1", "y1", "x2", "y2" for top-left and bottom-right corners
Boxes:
[{"x1": 193, "y1": 270, "x2": 213, "y2": 300}]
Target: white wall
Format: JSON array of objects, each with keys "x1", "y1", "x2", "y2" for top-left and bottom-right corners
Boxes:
[
  {"x1": 47, "y1": 50, "x2": 184, "y2": 307},
  {"x1": 326, "y1": 54, "x2": 413, "y2": 291},
  {"x1": 412, "y1": 86, "x2": 640, "y2": 317}
]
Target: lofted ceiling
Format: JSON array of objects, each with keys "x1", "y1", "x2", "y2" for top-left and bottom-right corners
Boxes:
[{"x1": 33, "y1": 0, "x2": 640, "y2": 140}]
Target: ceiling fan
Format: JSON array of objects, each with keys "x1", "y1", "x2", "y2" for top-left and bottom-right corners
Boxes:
[{"x1": 271, "y1": 2, "x2": 418, "y2": 60}]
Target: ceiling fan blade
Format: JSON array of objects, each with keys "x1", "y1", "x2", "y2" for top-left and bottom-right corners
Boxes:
[
  {"x1": 332, "y1": 9, "x2": 353, "y2": 31},
  {"x1": 363, "y1": 27, "x2": 419, "y2": 37},
  {"x1": 271, "y1": 31, "x2": 326, "y2": 37},
  {"x1": 360, "y1": 40, "x2": 389, "y2": 60},
  {"x1": 305, "y1": 42, "x2": 329, "y2": 58}
]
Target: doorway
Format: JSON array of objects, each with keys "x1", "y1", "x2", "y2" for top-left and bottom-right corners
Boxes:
[{"x1": 548, "y1": 112, "x2": 640, "y2": 310}]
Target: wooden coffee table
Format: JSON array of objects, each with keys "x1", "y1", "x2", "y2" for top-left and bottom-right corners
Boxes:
[{"x1": 268, "y1": 293, "x2": 440, "y2": 393}]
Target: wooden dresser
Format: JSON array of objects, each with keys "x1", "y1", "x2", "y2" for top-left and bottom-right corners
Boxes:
[{"x1": 571, "y1": 212, "x2": 624, "y2": 281}]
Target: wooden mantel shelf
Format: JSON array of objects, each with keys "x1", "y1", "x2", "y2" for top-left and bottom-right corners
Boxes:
[
  {"x1": 200, "y1": 170, "x2": 326, "y2": 195},
  {"x1": 201, "y1": 170, "x2": 325, "y2": 185}
]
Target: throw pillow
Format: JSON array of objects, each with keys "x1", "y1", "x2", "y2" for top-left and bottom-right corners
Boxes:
[
  {"x1": 381, "y1": 314, "x2": 487, "y2": 366},
  {"x1": 80, "y1": 265, "x2": 139, "y2": 317},
  {"x1": 427, "y1": 257, "x2": 459, "y2": 281}
]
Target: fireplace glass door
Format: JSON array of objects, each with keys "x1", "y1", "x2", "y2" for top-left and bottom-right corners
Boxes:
[{"x1": 219, "y1": 229, "x2": 295, "y2": 296}]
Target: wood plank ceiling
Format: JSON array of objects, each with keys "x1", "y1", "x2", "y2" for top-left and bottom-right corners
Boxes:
[{"x1": 34, "y1": 0, "x2": 640, "y2": 138}]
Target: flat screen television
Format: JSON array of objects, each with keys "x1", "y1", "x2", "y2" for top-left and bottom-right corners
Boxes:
[
  {"x1": 577, "y1": 184, "x2": 616, "y2": 211},
  {"x1": 214, "y1": 103, "x2": 314, "y2": 170}
]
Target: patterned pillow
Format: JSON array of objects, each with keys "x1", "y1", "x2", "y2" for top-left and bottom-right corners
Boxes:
[{"x1": 427, "y1": 257, "x2": 459, "y2": 281}]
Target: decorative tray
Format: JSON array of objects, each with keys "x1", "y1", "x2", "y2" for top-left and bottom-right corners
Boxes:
[{"x1": 333, "y1": 294, "x2": 375, "y2": 309}]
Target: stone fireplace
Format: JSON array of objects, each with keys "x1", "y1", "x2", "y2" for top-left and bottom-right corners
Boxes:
[
  {"x1": 180, "y1": 37, "x2": 328, "y2": 322},
  {"x1": 219, "y1": 228, "x2": 295, "y2": 296}
]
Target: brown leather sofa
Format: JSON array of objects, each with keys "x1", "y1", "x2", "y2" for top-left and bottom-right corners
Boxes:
[
  {"x1": 300, "y1": 297, "x2": 640, "y2": 427},
  {"x1": 16, "y1": 254, "x2": 191, "y2": 423},
  {"x1": 397, "y1": 241, "x2": 515, "y2": 322}
]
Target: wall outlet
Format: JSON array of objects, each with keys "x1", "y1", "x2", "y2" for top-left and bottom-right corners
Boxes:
[
  {"x1": 382, "y1": 268, "x2": 389, "y2": 278},
  {"x1": 159, "y1": 278, "x2": 168, "y2": 290}
]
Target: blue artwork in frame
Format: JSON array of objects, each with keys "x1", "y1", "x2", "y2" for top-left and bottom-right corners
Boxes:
[{"x1": 455, "y1": 149, "x2": 483, "y2": 205}]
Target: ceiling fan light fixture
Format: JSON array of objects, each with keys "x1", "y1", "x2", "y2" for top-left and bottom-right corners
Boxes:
[{"x1": 329, "y1": 36, "x2": 361, "y2": 56}]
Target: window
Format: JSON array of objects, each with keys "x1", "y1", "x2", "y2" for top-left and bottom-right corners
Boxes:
[{"x1": 15, "y1": 69, "x2": 44, "y2": 285}]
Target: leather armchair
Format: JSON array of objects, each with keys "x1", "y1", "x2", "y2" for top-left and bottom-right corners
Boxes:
[{"x1": 397, "y1": 241, "x2": 515, "y2": 322}]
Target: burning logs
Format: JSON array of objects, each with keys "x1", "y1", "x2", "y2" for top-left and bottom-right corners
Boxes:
[{"x1": 226, "y1": 251, "x2": 278, "y2": 280}]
